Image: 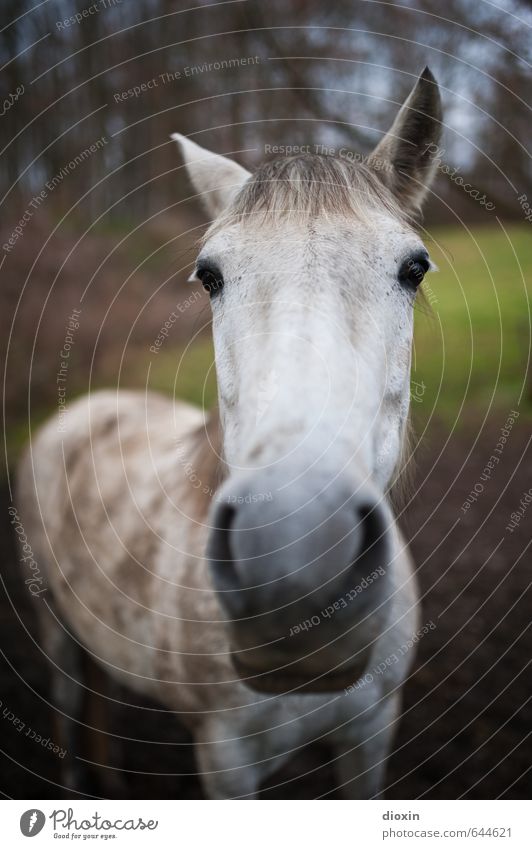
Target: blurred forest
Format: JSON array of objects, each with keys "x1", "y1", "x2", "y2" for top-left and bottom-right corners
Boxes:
[
  {"x1": 1, "y1": 0, "x2": 531, "y2": 438},
  {"x1": 2, "y1": 0, "x2": 531, "y2": 222}
]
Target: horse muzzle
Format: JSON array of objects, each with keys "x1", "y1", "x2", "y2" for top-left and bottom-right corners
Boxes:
[{"x1": 207, "y1": 464, "x2": 394, "y2": 694}]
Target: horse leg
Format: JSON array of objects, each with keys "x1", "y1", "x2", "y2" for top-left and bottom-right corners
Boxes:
[
  {"x1": 82, "y1": 656, "x2": 127, "y2": 798},
  {"x1": 331, "y1": 694, "x2": 401, "y2": 799},
  {"x1": 43, "y1": 614, "x2": 128, "y2": 797},
  {"x1": 41, "y1": 612, "x2": 92, "y2": 795},
  {"x1": 195, "y1": 722, "x2": 289, "y2": 799},
  {"x1": 194, "y1": 739, "x2": 261, "y2": 799}
]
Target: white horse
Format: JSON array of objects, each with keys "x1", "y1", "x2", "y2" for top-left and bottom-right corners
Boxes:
[{"x1": 17, "y1": 67, "x2": 442, "y2": 799}]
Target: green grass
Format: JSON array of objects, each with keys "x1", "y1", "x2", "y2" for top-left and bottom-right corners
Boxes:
[
  {"x1": 142, "y1": 224, "x2": 532, "y2": 425},
  {"x1": 411, "y1": 225, "x2": 532, "y2": 424},
  {"x1": 5, "y1": 225, "x2": 531, "y2": 478},
  {"x1": 140, "y1": 336, "x2": 217, "y2": 409}
]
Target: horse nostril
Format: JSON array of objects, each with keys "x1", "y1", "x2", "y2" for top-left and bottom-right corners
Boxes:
[
  {"x1": 352, "y1": 503, "x2": 388, "y2": 570},
  {"x1": 208, "y1": 501, "x2": 240, "y2": 594},
  {"x1": 214, "y1": 502, "x2": 237, "y2": 552}
]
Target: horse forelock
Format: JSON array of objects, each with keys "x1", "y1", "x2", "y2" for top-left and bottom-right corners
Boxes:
[{"x1": 204, "y1": 153, "x2": 413, "y2": 239}]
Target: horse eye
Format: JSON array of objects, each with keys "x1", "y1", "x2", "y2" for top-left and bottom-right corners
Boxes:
[
  {"x1": 197, "y1": 267, "x2": 224, "y2": 296},
  {"x1": 398, "y1": 254, "x2": 430, "y2": 289}
]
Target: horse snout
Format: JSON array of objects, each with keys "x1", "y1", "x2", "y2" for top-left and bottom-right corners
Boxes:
[
  {"x1": 209, "y1": 482, "x2": 391, "y2": 606},
  {"x1": 207, "y1": 470, "x2": 393, "y2": 691}
]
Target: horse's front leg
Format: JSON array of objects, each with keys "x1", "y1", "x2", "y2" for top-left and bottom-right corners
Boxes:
[
  {"x1": 330, "y1": 693, "x2": 401, "y2": 799},
  {"x1": 195, "y1": 720, "x2": 293, "y2": 799},
  {"x1": 195, "y1": 733, "x2": 267, "y2": 799},
  {"x1": 82, "y1": 656, "x2": 128, "y2": 798},
  {"x1": 41, "y1": 611, "x2": 92, "y2": 796},
  {"x1": 42, "y1": 608, "x2": 126, "y2": 798}
]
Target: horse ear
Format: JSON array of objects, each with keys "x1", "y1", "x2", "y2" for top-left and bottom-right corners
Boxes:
[
  {"x1": 171, "y1": 134, "x2": 251, "y2": 219},
  {"x1": 367, "y1": 67, "x2": 442, "y2": 212}
]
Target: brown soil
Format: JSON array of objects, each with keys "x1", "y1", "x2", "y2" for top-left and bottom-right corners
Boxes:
[{"x1": 0, "y1": 420, "x2": 530, "y2": 799}]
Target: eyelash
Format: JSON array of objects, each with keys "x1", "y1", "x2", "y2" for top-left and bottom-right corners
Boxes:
[
  {"x1": 194, "y1": 255, "x2": 430, "y2": 296},
  {"x1": 196, "y1": 267, "x2": 224, "y2": 296},
  {"x1": 398, "y1": 254, "x2": 430, "y2": 289}
]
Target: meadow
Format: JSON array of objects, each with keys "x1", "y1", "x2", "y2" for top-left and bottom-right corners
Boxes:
[
  {"x1": 2, "y1": 222, "x2": 531, "y2": 800},
  {"x1": 127, "y1": 224, "x2": 532, "y2": 426},
  {"x1": 4, "y1": 223, "x2": 531, "y2": 475}
]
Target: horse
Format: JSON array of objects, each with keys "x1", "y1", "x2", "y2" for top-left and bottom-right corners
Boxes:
[{"x1": 16, "y1": 67, "x2": 442, "y2": 799}]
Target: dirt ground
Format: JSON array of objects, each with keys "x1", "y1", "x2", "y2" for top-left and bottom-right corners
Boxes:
[{"x1": 0, "y1": 418, "x2": 530, "y2": 799}]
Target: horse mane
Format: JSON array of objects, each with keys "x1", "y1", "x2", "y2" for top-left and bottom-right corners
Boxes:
[
  {"x1": 186, "y1": 409, "x2": 226, "y2": 518},
  {"x1": 388, "y1": 416, "x2": 415, "y2": 512}
]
